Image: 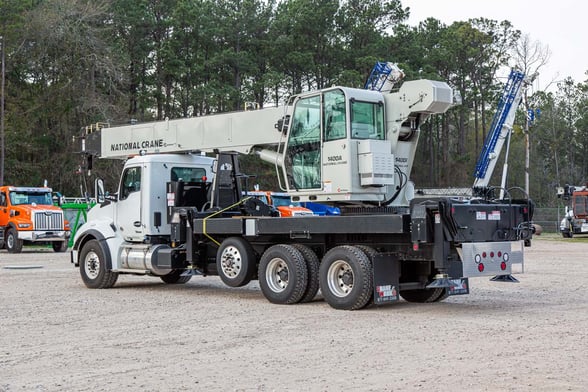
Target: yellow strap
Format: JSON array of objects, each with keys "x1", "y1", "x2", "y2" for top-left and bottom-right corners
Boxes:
[{"x1": 202, "y1": 197, "x2": 252, "y2": 246}]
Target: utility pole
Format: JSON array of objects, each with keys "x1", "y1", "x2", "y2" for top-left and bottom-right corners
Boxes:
[
  {"x1": 0, "y1": 34, "x2": 5, "y2": 186},
  {"x1": 524, "y1": 93, "x2": 530, "y2": 196}
]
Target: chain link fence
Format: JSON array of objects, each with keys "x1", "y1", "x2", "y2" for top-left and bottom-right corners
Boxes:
[{"x1": 533, "y1": 207, "x2": 562, "y2": 233}]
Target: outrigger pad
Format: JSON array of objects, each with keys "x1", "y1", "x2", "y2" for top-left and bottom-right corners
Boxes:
[
  {"x1": 426, "y1": 277, "x2": 469, "y2": 296},
  {"x1": 490, "y1": 274, "x2": 519, "y2": 283},
  {"x1": 426, "y1": 276, "x2": 454, "y2": 289}
]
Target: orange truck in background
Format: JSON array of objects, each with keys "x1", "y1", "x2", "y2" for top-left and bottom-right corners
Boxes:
[
  {"x1": 0, "y1": 186, "x2": 70, "y2": 253},
  {"x1": 246, "y1": 191, "x2": 314, "y2": 217}
]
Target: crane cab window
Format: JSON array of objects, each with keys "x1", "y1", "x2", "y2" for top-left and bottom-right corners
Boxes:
[
  {"x1": 120, "y1": 166, "x2": 141, "y2": 200},
  {"x1": 324, "y1": 89, "x2": 347, "y2": 141},
  {"x1": 350, "y1": 100, "x2": 385, "y2": 140}
]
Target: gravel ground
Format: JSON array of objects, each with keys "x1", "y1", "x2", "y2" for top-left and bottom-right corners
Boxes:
[{"x1": 1, "y1": 235, "x2": 587, "y2": 391}]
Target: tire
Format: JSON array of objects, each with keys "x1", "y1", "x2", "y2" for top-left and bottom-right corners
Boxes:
[
  {"x1": 258, "y1": 244, "x2": 308, "y2": 304},
  {"x1": 291, "y1": 244, "x2": 320, "y2": 303},
  {"x1": 160, "y1": 270, "x2": 192, "y2": 284},
  {"x1": 568, "y1": 227, "x2": 574, "y2": 238},
  {"x1": 400, "y1": 287, "x2": 448, "y2": 303},
  {"x1": 319, "y1": 245, "x2": 373, "y2": 310},
  {"x1": 6, "y1": 228, "x2": 23, "y2": 253},
  {"x1": 52, "y1": 241, "x2": 68, "y2": 252},
  {"x1": 216, "y1": 237, "x2": 257, "y2": 287},
  {"x1": 79, "y1": 239, "x2": 118, "y2": 289},
  {"x1": 354, "y1": 245, "x2": 377, "y2": 307}
]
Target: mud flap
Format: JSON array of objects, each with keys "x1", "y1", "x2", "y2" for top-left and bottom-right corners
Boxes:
[
  {"x1": 447, "y1": 277, "x2": 469, "y2": 296},
  {"x1": 372, "y1": 253, "x2": 400, "y2": 305}
]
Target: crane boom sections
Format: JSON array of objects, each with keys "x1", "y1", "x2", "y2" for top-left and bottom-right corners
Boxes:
[
  {"x1": 473, "y1": 69, "x2": 530, "y2": 189},
  {"x1": 84, "y1": 106, "x2": 286, "y2": 159}
]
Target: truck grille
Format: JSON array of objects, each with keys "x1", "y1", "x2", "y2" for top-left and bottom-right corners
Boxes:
[{"x1": 33, "y1": 211, "x2": 64, "y2": 231}]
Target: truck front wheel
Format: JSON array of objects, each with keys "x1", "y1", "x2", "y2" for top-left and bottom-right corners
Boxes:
[
  {"x1": 6, "y1": 228, "x2": 23, "y2": 253},
  {"x1": 319, "y1": 245, "x2": 373, "y2": 310},
  {"x1": 79, "y1": 239, "x2": 118, "y2": 289},
  {"x1": 52, "y1": 241, "x2": 68, "y2": 252}
]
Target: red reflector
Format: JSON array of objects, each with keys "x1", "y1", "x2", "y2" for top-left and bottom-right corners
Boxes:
[
  {"x1": 500, "y1": 261, "x2": 507, "y2": 270},
  {"x1": 478, "y1": 263, "x2": 485, "y2": 272},
  {"x1": 202, "y1": 176, "x2": 207, "y2": 181},
  {"x1": 451, "y1": 207, "x2": 455, "y2": 214},
  {"x1": 482, "y1": 252, "x2": 487, "y2": 258},
  {"x1": 413, "y1": 243, "x2": 419, "y2": 251},
  {"x1": 490, "y1": 251, "x2": 495, "y2": 258},
  {"x1": 497, "y1": 251, "x2": 502, "y2": 257},
  {"x1": 523, "y1": 207, "x2": 528, "y2": 213}
]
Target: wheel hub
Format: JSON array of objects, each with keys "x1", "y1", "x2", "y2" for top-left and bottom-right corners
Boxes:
[
  {"x1": 278, "y1": 268, "x2": 289, "y2": 281},
  {"x1": 221, "y1": 246, "x2": 241, "y2": 277},
  {"x1": 84, "y1": 251, "x2": 100, "y2": 279},
  {"x1": 327, "y1": 260, "x2": 354, "y2": 297},
  {"x1": 341, "y1": 271, "x2": 353, "y2": 286},
  {"x1": 266, "y1": 258, "x2": 289, "y2": 292}
]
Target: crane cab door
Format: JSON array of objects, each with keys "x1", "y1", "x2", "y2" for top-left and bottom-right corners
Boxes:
[
  {"x1": 117, "y1": 165, "x2": 144, "y2": 242},
  {"x1": 284, "y1": 94, "x2": 322, "y2": 191}
]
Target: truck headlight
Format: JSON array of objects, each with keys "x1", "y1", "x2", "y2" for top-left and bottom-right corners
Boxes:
[{"x1": 18, "y1": 223, "x2": 31, "y2": 228}]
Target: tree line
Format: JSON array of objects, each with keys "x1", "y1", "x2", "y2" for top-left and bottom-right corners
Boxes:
[{"x1": 0, "y1": 0, "x2": 586, "y2": 206}]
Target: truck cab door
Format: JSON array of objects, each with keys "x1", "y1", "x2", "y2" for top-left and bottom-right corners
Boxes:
[
  {"x1": 0, "y1": 192, "x2": 8, "y2": 227},
  {"x1": 117, "y1": 166, "x2": 144, "y2": 242}
]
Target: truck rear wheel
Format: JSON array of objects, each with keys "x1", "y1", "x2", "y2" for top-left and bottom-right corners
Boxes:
[
  {"x1": 291, "y1": 244, "x2": 320, "y2": 303},
  {"x1": 319, "y1": 245, "x2": 373, "y2": 310},
  {"x1": 52, "y1": 241, "x2": 68, "y2": 252},
  {"x1": 79, "y1": 239, "x2": 118, "y2": 289},
  {"x1": 160, "y1": 270, "x2": 192, "y2": 284},
  {"x1": 399, "y1": 287, "x2": 448, "y2": 303},
  {"x1": 216, "y1": 237, "x2": 256, "y2": 287},
  {"x1": 354, "y1": 245, "x2": 377, "y2": 306},
  {"x1": 259, "y1": 244, "x2": 308, "y2": 304},
  {"x1": 6, "y1": 228, "x2": 23, "y2": 253}
]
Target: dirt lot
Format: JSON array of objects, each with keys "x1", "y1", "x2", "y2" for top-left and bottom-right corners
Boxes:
[{"x1": 1, "y1": 235, "x2": 587, "y2": 391}]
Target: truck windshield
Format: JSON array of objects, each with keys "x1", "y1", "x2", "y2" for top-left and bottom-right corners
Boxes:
[
  {"x1": 272, "y1": 194, "x2": 301, "y2": 207},
  {"x1": 10, "y1": 191, "x2": 53, "y2": 205},
  {"x1": 573, "y1": 195, "x2": 588, "y2": 216}
]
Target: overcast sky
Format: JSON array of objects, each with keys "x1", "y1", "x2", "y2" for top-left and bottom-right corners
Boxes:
[{"x1": 401, "y1": 0, "x2": 585, "y2": 90}]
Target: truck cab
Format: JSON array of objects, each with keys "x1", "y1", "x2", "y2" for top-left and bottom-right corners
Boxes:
[
  {"x1": 72, "y1": 153, "x2": 215, "y2": 282},
  {"x1": 558, "y1": 184, "x2": 588, "y2": 237},
  {"x1": 0, "y1": 186, "x2": 70, "y2": 253}
]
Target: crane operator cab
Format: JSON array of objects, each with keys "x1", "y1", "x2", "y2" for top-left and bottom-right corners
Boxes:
[{"x1": 281, "y1": 87, "x2": 397, "y2": 205}]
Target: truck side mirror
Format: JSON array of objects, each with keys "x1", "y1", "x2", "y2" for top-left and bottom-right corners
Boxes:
[{"x1": 95, "y1": 178, "x2": 105, "y2": 203}]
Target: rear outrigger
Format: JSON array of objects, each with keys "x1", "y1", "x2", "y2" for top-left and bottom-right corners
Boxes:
[{"x1": 71, "y1": 68, "x2": 535, "y2": 310}]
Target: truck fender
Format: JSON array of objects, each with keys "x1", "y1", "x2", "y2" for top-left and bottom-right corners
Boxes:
[{"x1": 71, "y1": 228, "x2": 114, "y2": 270}]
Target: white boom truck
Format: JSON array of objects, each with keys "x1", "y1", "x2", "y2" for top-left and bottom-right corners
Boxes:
[{"x1": 71, "y1": 78, "x2": 535, "y2": 310}]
